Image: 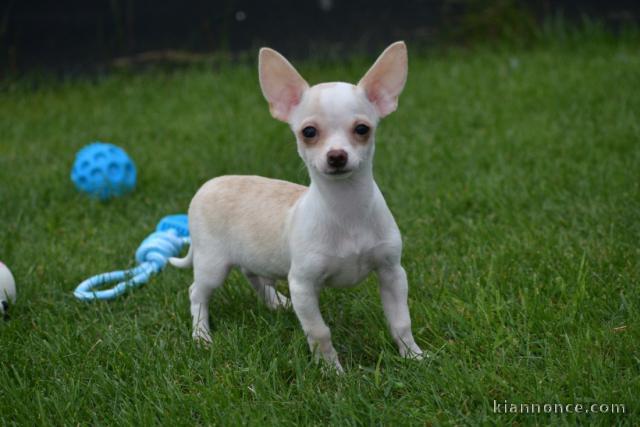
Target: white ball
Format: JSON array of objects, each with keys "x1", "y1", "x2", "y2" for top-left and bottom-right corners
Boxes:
[{"x1": 0, "y1": 261, "x2": 16, "y2": 316}]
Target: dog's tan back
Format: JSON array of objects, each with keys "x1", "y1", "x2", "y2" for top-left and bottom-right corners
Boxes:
[{"x1": 189, "y1": 175, "x2": 306, "y2": 279}]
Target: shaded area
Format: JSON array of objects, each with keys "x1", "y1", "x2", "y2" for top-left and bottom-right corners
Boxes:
[{"x1": 1, "y1": 0, "x2": 639, "y2": 75}]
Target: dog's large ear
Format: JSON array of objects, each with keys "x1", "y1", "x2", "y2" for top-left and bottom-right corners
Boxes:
[
  {"x1": 259, "y1": 48, "x2": 309, "y2": 122},
  {"x1": 358, "y1": 41, "x2": 408, "y2": 118}
]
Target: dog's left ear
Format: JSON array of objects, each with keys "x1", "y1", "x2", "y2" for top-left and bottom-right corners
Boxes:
[{"x1": 358, "y1": 41, "x2": 408, "y2": 118}]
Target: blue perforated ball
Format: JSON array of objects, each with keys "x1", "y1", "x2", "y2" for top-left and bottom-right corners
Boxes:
[{"x1": 71, "y1": 142, "x2": 137, "y2": 201}]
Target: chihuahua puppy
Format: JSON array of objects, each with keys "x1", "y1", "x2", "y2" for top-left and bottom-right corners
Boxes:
[{"x1": 170, "y1": 41, "x2": 423, "y2": 372}]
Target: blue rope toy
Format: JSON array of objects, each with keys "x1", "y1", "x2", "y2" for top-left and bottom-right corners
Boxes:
[{"x1": 74, "y1": 214, "x2": 190, "y2": 301}]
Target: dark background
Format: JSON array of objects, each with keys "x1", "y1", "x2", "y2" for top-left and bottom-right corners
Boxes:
[{"x1": 1, "y1": 0, "x2": 639, "y2": 75}]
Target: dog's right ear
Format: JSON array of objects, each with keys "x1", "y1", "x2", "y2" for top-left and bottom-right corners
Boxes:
[{"x1": 259, "y1": 48, "x2": 309, "y2": 122}]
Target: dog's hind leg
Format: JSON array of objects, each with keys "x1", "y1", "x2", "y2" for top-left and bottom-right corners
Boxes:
[
  {"x1": 190, "y1": 252, "x2": 230, "y2": 344},
  {"x1": 242, "y1": 270, "x2": 290, "y2": 310}
]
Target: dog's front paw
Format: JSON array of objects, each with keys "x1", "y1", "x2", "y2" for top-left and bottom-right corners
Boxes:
[
  {"x1": 316, "y1": 355, "x2": 344, "y2": 375},
  {"x1": 192, "y1": 328, "x2": 212, "y2": 346},
  {"x1": 312, "y1": 349, "x2": 344, "y2": 374},
  {"x1": 406, "y1": 351, "x2": 424, "y2": 361},
  {"x1": 400, "y1": 344, "x2": 425, "y2": 361}
]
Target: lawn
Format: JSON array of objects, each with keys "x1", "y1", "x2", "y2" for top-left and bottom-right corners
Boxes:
[{"x1": 1, "y1": 34, "x2": 639, "y2": 425}]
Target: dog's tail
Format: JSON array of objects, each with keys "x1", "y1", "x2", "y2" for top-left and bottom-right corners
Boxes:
[{"x1": 169, "y1": 245, "x2": 193, "y2": 269}]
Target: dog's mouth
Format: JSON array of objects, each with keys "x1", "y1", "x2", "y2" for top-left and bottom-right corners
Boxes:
[
  {"x1": 324, "y1": 168, "x2": 354, "y2": 178},
  {"x1": 311, "y1": 162, "x2": 356, "y2": 179},
  {"x1": 326, "y1": 169, "x2": 351, "y2": 175}
]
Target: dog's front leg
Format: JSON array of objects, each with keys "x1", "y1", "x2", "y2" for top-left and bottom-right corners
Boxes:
[
  {"x1": 289, "y1": 274, "x2": 343, "y2": 373},
  {"x1": 377, "y1": 265, "x2": 424, "y2": 359}
]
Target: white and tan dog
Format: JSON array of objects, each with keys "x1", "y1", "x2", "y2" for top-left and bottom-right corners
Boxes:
[{"x1": 170, "y1": 41, "x2": 423, "y2": 372}]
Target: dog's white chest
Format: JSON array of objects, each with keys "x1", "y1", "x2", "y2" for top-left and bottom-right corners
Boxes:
[
  {"x1": 323, "y1": 230, "x2": 381, "y2": 287},
  {"x1": 289, "y1": 186, "x2": 402, "y2": 289}
]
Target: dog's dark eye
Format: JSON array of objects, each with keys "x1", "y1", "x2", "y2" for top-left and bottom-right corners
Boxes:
[
  {"x1": 354, "y1": 124, "x2": 370, "y2": 136},
  {"x1": 302, "y1": 126, "x2": 317, "y2": 138}
]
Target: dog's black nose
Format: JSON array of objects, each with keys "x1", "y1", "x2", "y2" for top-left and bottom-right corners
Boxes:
[{"x1": 327, "y1": 149, "x2": 348, "y2": 169}]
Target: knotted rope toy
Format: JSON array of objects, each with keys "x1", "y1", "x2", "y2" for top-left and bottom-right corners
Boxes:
[{"x1": 74, "y1": 214, "x2": 190, "y2": 301}]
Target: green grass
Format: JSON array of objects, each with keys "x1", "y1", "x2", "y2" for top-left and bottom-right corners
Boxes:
[{"x1": 1, "y1": 36, "x2": 639, "y2": 425}]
